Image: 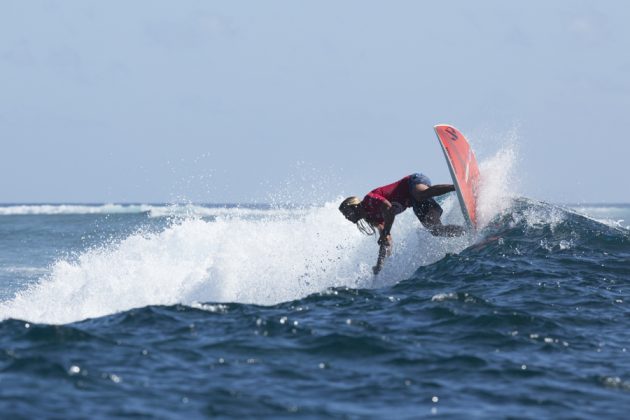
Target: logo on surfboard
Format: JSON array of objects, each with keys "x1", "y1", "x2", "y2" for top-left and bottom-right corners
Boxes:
[{"x1": 445, "y1": 127, "x2": 458, "y2": 141}]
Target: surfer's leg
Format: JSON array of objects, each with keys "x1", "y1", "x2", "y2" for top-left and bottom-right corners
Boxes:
[
  {"x1": 409, "y1": 173, "x2": 431, "y2": 201},
  {"x1": 413, "y1": 200, "x2": 464, "y2": 237},
  {"x1": 410, "y1": 174, "x2": 456, "y2": 203}
]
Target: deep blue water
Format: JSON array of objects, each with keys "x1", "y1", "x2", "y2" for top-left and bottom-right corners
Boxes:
[{"x1": 0, "y1": 201, "x2": 629, "y2": 418}]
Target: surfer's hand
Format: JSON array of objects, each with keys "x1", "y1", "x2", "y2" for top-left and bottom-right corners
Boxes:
[
  {"x1": 372, "y1": 265, "x2": 382, "y2": 275},
  {"x1": 378, "y1": 234, "x2": 391, "y2": 247}
]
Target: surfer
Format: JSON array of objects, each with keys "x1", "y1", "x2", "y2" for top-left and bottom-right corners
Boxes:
[{"x1": 339, "y1": 173, "x2": 464, "y2": 274}]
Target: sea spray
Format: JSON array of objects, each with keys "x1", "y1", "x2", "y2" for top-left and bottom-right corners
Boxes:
[
  {"x1": 0, "y1": 203, "x2": 472, "y2": 324},
  {"x1": 477, "y1": 143, "x2": 520, "y2": 228},
  {"x1": 0, "y1": 144, "x2": 518, "y2": 324}
]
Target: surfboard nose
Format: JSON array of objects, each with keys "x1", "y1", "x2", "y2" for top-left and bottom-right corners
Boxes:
[{"x1": 434, "y1": 124, "x2": 480, "y2": 230}]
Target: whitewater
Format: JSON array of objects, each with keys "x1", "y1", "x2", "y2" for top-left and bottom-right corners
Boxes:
[{"x1": 0, "y1": 145, "x2": 521, "y2": 324}]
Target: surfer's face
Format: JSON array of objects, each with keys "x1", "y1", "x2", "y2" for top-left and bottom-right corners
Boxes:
[{"x1": 341, "y1": 206, "x2": 361, "y2": 223}]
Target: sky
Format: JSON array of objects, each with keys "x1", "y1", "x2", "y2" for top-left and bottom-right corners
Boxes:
[{"x1": 1, "y1": 0, "x2": 629, "y2": 204}]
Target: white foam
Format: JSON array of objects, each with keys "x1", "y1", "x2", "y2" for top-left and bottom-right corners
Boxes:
[
  {"x1": 0, "y1": 204, "x2": 153, "y2": 216},
  {"x1": 569, "y1": 205, "x2": 630, "y2": 230},
  {"x1": 431, "y1": 292, "x2": 457, "y2": 302},
  {"x1": 572, "y1": 205, "x2": 629, "y2": 213},
  {"x1": 146, "y1": 205, "x2": 308, "y2": 220},
  {"x1": 0, "y1": 201, "x2": 475, "y2": 324},
  {"x1": 1, "y1": 266, "x2": 49, "y2": 275},
  {"x1": 0, "y1": 203, "x2": 303, "y2": 219}
]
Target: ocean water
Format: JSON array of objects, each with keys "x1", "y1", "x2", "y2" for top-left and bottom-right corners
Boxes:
[{"x1": 1, "y1": 180, "x2": 629, "y2": 416}]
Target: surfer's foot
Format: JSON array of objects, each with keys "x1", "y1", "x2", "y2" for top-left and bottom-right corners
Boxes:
[{"x1": 429, "y1": 224, "x2": 465, "y2": 237}]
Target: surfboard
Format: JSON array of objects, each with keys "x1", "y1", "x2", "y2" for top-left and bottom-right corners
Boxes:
[{"x1": 434, "y1": 124, "x2": 480, "y2": 230}]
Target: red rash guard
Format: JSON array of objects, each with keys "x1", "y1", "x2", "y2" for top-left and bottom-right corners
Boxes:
[{"x1": 360, "y1": 175, "x2": 412, "y2": 225}]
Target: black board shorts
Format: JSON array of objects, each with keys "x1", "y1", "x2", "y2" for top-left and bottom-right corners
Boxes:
[{"x1": 409, "y1": 173, "x2": 443, "y2": 222}]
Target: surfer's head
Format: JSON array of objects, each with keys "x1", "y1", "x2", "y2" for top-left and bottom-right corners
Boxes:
[
  {"x1": 339, "y1": 196, "x2": 362, "y2": 223},
  {"x1": 339, "y1": 197, "x2": 375, "y2": 235}
]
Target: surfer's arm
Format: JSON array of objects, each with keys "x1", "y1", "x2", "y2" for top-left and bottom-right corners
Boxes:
[
  {"x1": 378, "y1": 200, "x2": 396, "y2": 246},
  {"x1": 373, "y1": 242, "x2": 388, "y2": 275},
  {"x1": 373, "y1": 207, "x2": 394, "y2": 275}
]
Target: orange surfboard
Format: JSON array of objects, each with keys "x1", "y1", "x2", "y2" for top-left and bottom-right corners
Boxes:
[{"x1": 434, "y1": 124, "x2": 480, "y2": 230}]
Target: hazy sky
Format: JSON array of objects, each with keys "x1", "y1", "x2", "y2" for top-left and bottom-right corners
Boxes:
[{"x1": 1, "y1": 1, "x2": 629, "y2": 204}]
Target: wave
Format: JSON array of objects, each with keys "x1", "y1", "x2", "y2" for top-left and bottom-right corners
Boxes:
[
  {"x1": 6, "y1": 144, "x2": 626, "y2": 325},
  {"x1": 4, "y1": 199, "x2": 625, "y2": 325},
  {"x1": 0, "y1": 198, "x2": 477, "y2": 324},
  {"x1": 0, "y1": 204, "x2": 153, "y2": 216},
  {"x1": 568, "y1": 204, "x2": 630, "y2": 230},
  {"x1": 0, "y1": 266, "x2": 49, "y2": 275},
  {"x1": 395, "y1": 197, "x2": 629, "y2": 294},
  {"x1": 0, "y1": 203, "x2": 302, "y2": 219}
]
